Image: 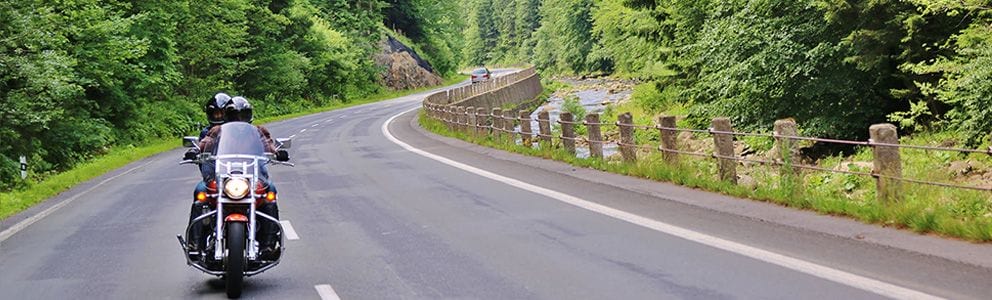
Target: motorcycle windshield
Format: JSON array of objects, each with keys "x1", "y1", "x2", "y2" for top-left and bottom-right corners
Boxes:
[
  {"x1": 212, "y1": 122, "x2": 267, "y2": 178},
  {"x1": 214, "y1": 122, "x2": 265, "y2": 156}
]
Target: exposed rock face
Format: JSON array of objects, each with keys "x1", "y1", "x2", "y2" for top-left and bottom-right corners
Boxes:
[{"x1": 376, "y1": 36, "x2": 442, "y2": 90}]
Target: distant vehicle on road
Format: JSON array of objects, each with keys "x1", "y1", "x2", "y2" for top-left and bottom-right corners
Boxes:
[{"x1": 470, "y1": 67, "x2": 491, "y2": 84}]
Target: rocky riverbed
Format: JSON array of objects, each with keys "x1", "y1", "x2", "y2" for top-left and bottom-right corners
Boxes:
[{"x1": 517, "y1": 77, "x2": 637, "y2": 158}]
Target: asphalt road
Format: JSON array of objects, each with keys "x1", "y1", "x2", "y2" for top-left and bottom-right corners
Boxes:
[{"x1": 2, "y1": 77, "x2": 992, "y2": 299}]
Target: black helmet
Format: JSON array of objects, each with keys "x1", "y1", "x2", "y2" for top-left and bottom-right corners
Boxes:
[
  {"x1": 224, "y1": 96, "x2": 254, "y2": 123},
  {"x1": 204, "y1": 93, "x2": 232, "y2": 125}
]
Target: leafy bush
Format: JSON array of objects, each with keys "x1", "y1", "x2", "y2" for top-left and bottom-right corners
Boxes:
[{"x1": 631, "y1": 82, "x2": 669, "y2": 113}]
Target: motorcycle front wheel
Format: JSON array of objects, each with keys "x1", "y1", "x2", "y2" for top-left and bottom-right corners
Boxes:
[{"x1": 225, "y1": 223, "x2": 246, "y2": 298}]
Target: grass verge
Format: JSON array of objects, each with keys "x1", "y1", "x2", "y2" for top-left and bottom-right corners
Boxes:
[
  {"x1": 0, "y1": 75, "x2": 467, "y2": 220},
  {"x1": 419, "y1": 110, "x2": 992, "y2": 242}
]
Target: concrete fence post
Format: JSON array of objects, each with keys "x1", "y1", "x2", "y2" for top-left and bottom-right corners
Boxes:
[
  {"x1": 449, "y1": 106, "x2": 457, "y2": 130},
  {"x1": 466, "y1": 107, "x2": 476, "y2": 136},
  {"x1": 618, "y1": 112, "x2": 637, "y2": 162},
  {"x1": 586, "y1": 114, "x2": 603, "y2": 159},
  {"x1": 520, "y1": 110, "x2": 533, "y2": 147},
  {"x1": 455, "y1": 106, "x2": 466, "y2": 133},
  {"x1": 538, "y1": 111, "x2": 552, "y2": 147},
  {"x1": 561, "y1": 112, "x2": 576, "y2": 155},
  {"x1": 491, "y1": 108, "x2": 503, "y2": 141},
  {"x1": 658, "y1": 115, "x2": 678, "y2": 165},
  {"x1": 503, "y1": 109, "x2": 516, "y2": 144},
  {"x1": 712, "y1": 117, "x2": 737, "y2": 184},
  {"x1": 461, "y1": 106, "x2": 471, "y2": 133},
  {"x1": 443, "y1": 106, "x2": 452, "y2": 131},
  {"x1": 774, "y1": 119, "x2": 799, "y2": 176},
  {"x1": 450, "y1": 106, "x2": 459, "y2": 131},
  {"x1": 475, "y1": 107, "x2": 487, "y2": 137},
  {"x1": 870, "y1": 123, "x2": 903, "y2": 203}
]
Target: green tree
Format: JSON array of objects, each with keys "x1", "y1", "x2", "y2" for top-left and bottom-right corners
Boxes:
[
  {"x1": 177, "y1": 0, "x2": 251, "y2": 102},
  {"x1": 514, "y1": 0, "x2": 542, "y2": 60},
  {"x1": 532, "y1": 0, "x2": 597, "y2": 74},
  {"x1": 463, "y1": 0, "x2": 499, "y2": 66},
  {"x1": 903, "y1": 2, "x2": 992, "y2": 144}
]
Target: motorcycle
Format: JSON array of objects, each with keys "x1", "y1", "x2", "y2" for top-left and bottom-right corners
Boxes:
[{"x1": 176, "y1": 122, "x2": 293, "y2": 298}]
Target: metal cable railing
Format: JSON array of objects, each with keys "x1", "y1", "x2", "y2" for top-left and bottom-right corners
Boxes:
[{"x1": 423, "y1": 69, "x2": 992, "y2": 195}]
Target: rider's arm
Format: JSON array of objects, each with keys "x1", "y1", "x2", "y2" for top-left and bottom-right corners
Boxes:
[
  {"x1": 198, "y1": 125, "x2": 212, "y2": 140},
  {"x1": 198, "y1": 126, "x2": 222, "y2": 151}
]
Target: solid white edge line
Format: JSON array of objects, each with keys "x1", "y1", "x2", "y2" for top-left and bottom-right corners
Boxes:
[
  {"x1": 280, "y1": 220, "x2": 299, "y2": 240},
  {"x1": 1, "y1": 160, "x2": 156, "y2": 243},
  {"x1": 315, "y1": 284, "x2": 341, "y2": 300},
  {"x1": 381, "y1": 106, "x2": 942, "y2": 300}
]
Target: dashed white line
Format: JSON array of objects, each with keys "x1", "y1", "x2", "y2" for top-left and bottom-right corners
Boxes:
[
  {"x1": 315, "y1": 284, "x2": 341, "y2": 300},
  {"x1": 311, "y1": 124, "x2": 319, "y2": 128},
  {"x1": 381, "y1": 107, "x2": 942, "y2": 300},
  {"x1": 289, "y1": 134, "x2": 296, "y2": 139},
  {"x1": 280, "y1": 220, "x2": 299, "y2": 240},
  {"x1": 300, "y1": 129, "x2": 307, "y2": 133}
]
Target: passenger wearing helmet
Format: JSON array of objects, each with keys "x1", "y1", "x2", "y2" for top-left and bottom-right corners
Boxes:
[{"x1": 198, "y1": 96, "x2": 284, "y2": 259}]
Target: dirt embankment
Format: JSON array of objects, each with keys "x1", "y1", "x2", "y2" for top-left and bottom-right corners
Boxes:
[{"x1": 375, "y1": 36, "x2": 442, "y2": 90}]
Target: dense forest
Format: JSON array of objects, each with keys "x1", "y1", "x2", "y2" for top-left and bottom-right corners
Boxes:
[
  {"x1": 462, "y1": 0, "x2": 992, "y2": 144},
  {"x1": 0, "y1": 0, "x2": 463, "y2": 190}
]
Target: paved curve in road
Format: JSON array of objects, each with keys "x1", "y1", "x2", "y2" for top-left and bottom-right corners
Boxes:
[{"x1": 2, "y1": 78, "x2": 991, "y2": 299}]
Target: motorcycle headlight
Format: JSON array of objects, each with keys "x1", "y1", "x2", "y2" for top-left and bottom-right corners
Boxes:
[{"x1": 223, "y1": 178, "x2": 250, "y2": 200}]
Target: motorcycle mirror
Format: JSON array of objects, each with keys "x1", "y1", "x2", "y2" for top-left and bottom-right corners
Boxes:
[
  {"x1": 183, "y1": 136, "x2": 200, "y2": 149},
  {"x1": 276, "y1": 150, "x2": 290, "y2": 162},
  {"x1": 276, "y1": 138, "x2": 292, "y2": 149}
]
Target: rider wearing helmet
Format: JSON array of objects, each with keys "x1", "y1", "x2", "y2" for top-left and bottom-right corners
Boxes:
[
  {"x1": 202, "y1": 93, "x2": 232, "y2": 138},
  {"x1": 185, "y1": 93, "x2": 232, "y2": 254},
  {"x1": 198, "y1": 96, "x2": 284, "y2": 259}
]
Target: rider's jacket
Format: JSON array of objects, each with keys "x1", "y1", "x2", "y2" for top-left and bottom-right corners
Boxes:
[{"x1": 198, "y1": 125, "x2": 217, "y2": 140}]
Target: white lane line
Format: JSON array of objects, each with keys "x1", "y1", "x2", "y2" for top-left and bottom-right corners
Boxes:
[
  {"x1": 315, "y1": 284, "x2": 341, "y2": 300},
  {"x1": 300, "y1": 129, "x2": 307, "y2": 133},
  {"x1": 290, "y1": 134, "x2": 296, "y2": 139},
  {"x1": 312, "y1": 124, "x2": 319, "y2": 128},
  {"x1": 280, "y1": 220, "x2": 299, "y2": 240},
  {"x1": 381, "y1": 107, "x2": 942, "y2": 300},
  {"x1": 1, "y1": 160, "x2": 156, "y2": 242}
]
